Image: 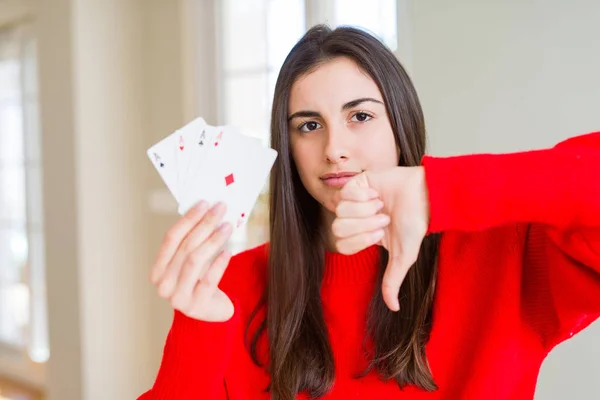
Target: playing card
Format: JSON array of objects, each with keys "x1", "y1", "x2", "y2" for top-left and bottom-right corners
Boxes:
[
  {"x1": 223, "y1": 145, "x2": 277, "y2": 228},
  {"x1": 146, "y1": 132, "x2": 180, "y2": 202},
  {"x1": 179, "y1": 124, "x2": 223, "y2": 206},
  {"x1": 178, "y1": 129, "x2": 277, "y2": 229},
  {"x1": 180, "y1": 125, "x2": 262, "y2": 207},
  {"x1": 175, "y1": 117, "x2": 207, "y2": 200}
]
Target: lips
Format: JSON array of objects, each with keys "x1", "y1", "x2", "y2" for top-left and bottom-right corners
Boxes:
[
  {"x1": 320, "y1": 171, "x2": 360, "y2": 188},
  {"x1": 320, "y1": 171, "x2": 360, "y2": 180}
]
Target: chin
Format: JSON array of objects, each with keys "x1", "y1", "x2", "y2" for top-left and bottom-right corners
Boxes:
[{"x1": 305, "y1": 183, "x2": 337, "y2": 214}]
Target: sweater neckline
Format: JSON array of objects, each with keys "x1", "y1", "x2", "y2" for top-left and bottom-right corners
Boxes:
[{"x1": 323, "y1": 245, "x2": 381, "y2": 285}]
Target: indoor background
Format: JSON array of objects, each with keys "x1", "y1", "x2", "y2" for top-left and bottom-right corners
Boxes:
[{"x1": 0, "y1": 0, "x2": 598, "y2": 399}]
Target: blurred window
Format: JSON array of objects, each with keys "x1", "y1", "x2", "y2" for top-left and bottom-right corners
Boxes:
[
  {"x1": 0, "y1": 24, "x2": 48, "y2": 364},
  {"x1": 220, "y1": 0, "x2": 306, "y2": 146},
  {"x1": 333, "y1": 0, "x2": 397, "y2": 50}
]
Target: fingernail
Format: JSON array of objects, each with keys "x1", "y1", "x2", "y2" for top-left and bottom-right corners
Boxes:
[
  {"x1": 219, "y1": 222, "x2": 232, "y2": 233},
  {"x1": 373, "y1": 229, "x2": 385, "y2": 240},
  {"x1": 376, "y1": 200, "x2": 385, "y2": 211},
  {"x1": 379, "y1": 214, "x2": 390, "y2": 224},
  {"x1": 212, "y1": 202, "x2": 226, "y2": 214},
  {"x1": 195, "y1": 201, "x2": 207, "y2": 212}
]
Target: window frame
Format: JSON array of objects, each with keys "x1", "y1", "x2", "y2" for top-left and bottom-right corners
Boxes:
[{"x1": 0, "y1": 2, "x2": 47, "y2": 390}]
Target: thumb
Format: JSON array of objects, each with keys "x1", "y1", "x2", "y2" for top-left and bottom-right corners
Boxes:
[
  {"x1": 381, "y1": 248, "x2": 412, "y2": 312},
  {"x1": 347, "y1": 171, "x2": 371, "y2": 188},
  {"x1": 339, "y1": 172, "x2": 378, "y2": 202}
]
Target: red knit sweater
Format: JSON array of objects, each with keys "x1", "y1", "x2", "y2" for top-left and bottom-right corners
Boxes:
[{"x1": 139, "y1": 132, "x2": 600, "y2": 399}]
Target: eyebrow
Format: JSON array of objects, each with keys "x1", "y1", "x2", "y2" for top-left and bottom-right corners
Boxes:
[
  {"x1": 287, "y1": 97, "x2": 384, "y2": 121},
  {"x1": 342, "y1": 97, "x2": 383, "y2": 110}
]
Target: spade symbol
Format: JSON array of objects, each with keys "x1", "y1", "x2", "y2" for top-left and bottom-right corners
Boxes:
[
  {"x1": 199, "y1": 130, "x2": 206, "y2": 146},
  {"x1": 153, "y1": 153, "x2": 164, "y2": 168}
]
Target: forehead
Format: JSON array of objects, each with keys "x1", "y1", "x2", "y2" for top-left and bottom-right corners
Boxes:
[{"x1": 289, "y1": 57, "x2": 382, "y2": 110}]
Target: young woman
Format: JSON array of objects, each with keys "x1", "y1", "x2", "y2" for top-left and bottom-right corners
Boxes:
[{"x1": 139, "y1": 25, "x2": 600, "y2": 400}]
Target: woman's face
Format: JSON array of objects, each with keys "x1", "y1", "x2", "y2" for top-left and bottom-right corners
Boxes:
[{"x1": 288, "y1": 56, "x2": 400, "y2": 214}]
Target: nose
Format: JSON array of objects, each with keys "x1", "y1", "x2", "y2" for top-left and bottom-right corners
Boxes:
[{"x1": 324, "y1": 124, "x2": 351, "y2": 164}]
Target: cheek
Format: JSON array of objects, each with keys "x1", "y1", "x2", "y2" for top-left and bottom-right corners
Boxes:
[
  {"x1": 359, "y1": 127, "x2": 399, "y2": 170},
  {"x1": 290, "y1": 138, "x2": 329, "y2": 204}
]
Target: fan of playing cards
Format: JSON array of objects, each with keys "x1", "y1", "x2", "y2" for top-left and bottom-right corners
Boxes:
[{"x1": 146, "y1": 117, "x2": 278, "y2": 229}]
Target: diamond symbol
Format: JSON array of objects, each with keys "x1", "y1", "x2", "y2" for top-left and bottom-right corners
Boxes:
[{"x1": 225, "y1": 173, "x2": 235, "y2": 186}]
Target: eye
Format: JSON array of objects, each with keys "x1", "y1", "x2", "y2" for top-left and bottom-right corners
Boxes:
[
  {"x1": 298, "y1": 120, "x2": 322, "y2": 132},
  {"x1": 350, "y1": 112, "x2": 373, "y2": 123}
]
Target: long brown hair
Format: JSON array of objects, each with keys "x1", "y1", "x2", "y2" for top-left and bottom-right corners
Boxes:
[{"x1": 247, "y1": 25, "x2": 441, "y2": 400}]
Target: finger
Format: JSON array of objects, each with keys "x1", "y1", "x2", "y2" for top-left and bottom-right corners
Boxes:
[
  {"x1": 192, "y1": 249, "x2": 232, "y2": 307},
  {"x1": 332, "y1": 213, "x2": 390, "y2": 239},
  {"x1": 335, "y1": 198, "x2": 384, "y2": 218},
  {"x1": 180, "y1": 202, "x2": 229, "y2": 256},
  {"x1": 381, "y1": 253, "x2": 414, "y2": 312},
  {"x1": 157, "y1": 202, "x2": 227, "y2": 298},
  {"x1": 150, "y1": 201, "x2": 209, "y2": 284},
  {"x1": 339, "y1": 180, "x2": 379, "y2": 203},
  {"x1": 174, "y1": 221, "x2": 233, "y2": 300},
  {"x1": 336, "y1": 229, "x2": 385, "y2": 255}
]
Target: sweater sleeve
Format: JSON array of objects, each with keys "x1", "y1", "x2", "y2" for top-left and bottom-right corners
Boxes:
[
  {"x1": 421, "y1": 131, "x2": 600, "y2": 346},
  {"x1": 137, "y1": 305, "x2": 240, "y2": 400},
  {"x1": 138, "y1": 244, "x2": 268, "y2": 399}
]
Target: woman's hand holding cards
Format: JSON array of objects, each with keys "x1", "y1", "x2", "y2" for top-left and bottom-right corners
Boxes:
[
  {"x1": 150, "y1": 201, "x2": 235, "y2": 322},
  {"x1": 332, "y1": 166, "x2": 431, "y2": 312}
]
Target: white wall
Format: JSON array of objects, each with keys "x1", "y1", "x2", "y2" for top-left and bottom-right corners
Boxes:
[{"x1": 407, "y1": 0, "x2": 600, "y2": 398}]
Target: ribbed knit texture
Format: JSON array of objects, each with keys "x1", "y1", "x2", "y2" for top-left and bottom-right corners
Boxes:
[{"x1": 139, "y1": 132, "x2": 600, "y2": 399}]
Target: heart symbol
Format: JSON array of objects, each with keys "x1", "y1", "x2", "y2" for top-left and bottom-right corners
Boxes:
[{"x1": 179, "y1": 145, "x2": 184, "y2": 151}]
